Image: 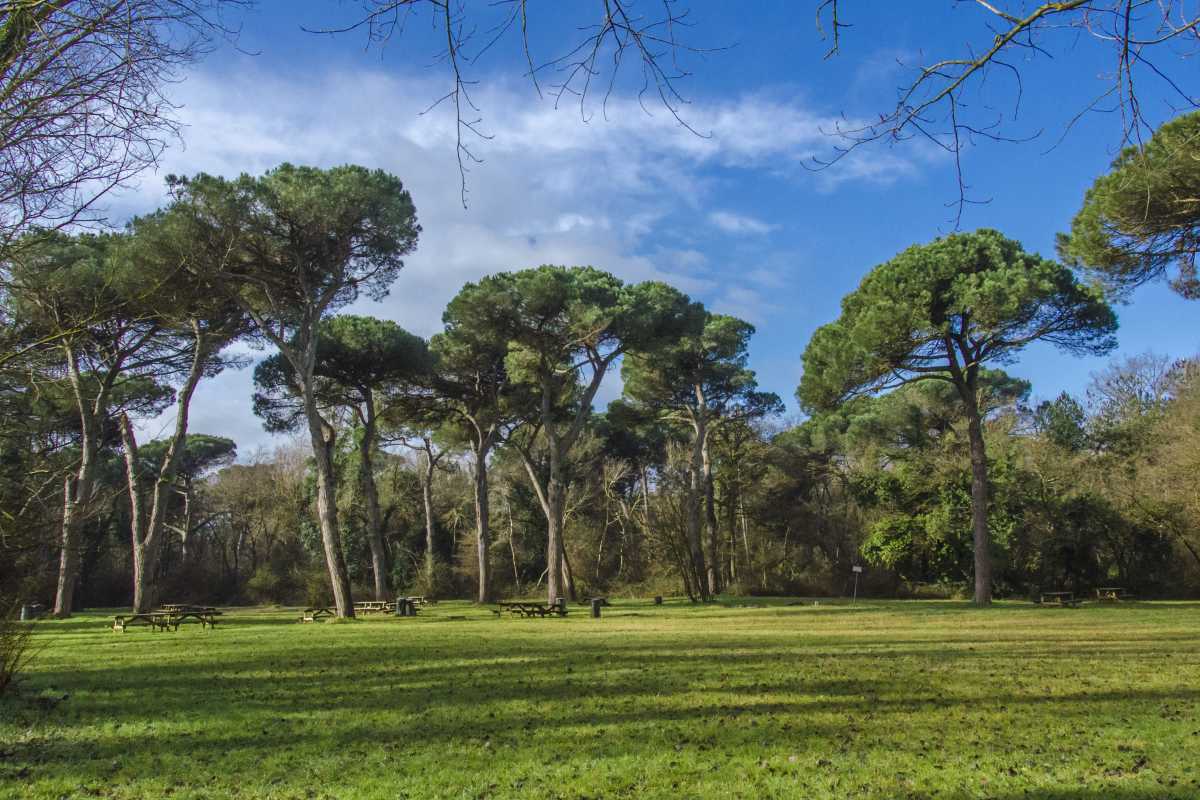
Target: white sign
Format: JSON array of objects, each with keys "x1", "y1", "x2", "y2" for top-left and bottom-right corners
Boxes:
[{"x1": 852, "y1": 566, "x2": 863, "y2": 573}]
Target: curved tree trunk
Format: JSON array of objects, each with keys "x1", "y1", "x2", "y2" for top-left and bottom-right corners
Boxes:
[
  {"x1": 125, "y1": 326, "x2": 210, "y2": 613},
  {"x1": 53, "y1": 343, "x2": 103, "y2": 618}
]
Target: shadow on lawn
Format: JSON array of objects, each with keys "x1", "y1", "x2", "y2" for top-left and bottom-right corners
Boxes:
[{"x1": 12, "y1": 607, "x2": 1200, "y2": 796}]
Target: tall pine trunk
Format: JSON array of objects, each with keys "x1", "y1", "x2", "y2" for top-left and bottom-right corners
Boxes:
[
  {"x1": 965, "y1": 405, "x2": 992, "y2": 605},
  {"x1": 703, "y1": 435, "x2": 720, "y2": 596},
  {"x1": 686, "y1": 416, "x2": 710, "y2": 601},
  {"x1": 959, "y1": 377, "x2": 992, "y2": 605},
  {"x1": 422, "y1": 449, "x2": 437, "y2": 584},
  {"x1": 303, "y1": 382, "x2": 354, "y2": 617},
  {"x1": 545, "y1": 472, "x2": 566, "y2": 604},
  {"x1": 472, "y1": 444, "x2": 492, "y2": 603},
  {"x1": 358, "y1": 399, "x2": 389, "y2": 600}
]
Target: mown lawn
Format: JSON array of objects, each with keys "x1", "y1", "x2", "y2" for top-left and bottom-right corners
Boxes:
[{"x1": 2, "y1": 599, "x2": 1199, "y2": 799}]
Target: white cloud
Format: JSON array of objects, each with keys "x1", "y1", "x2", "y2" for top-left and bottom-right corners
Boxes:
[
  {"x1": 117, "y1": 67, "x2": 924, "y2": 452},
  {"x1": 708, "y1": 210, "x2": 777, "y2": 235}
]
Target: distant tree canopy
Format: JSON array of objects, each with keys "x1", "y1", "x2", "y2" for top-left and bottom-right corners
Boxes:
[{"x1": 1059, "y1": 110, "x2": 1200, "y2": 300}]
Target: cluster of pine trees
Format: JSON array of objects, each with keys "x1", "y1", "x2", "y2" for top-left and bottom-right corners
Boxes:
[{"x1": 4, "y1": 110, "x2": 1200, "y2": 613}]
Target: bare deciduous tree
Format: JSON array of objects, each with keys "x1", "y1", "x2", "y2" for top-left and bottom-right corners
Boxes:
[
  {"x1": 0, "y1": 0, "x2": 247, "y2": 255},
  {"x1": 313, "y1": 0, "x2": 708, "y2": 205},
  {"x1": 815, "y1": 1, "x2": 1200, "y2": 223}
]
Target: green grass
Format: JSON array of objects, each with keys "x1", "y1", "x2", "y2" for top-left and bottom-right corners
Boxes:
[{"x1": 3, "y1": 599, "x2": 1200, "y2": 799}]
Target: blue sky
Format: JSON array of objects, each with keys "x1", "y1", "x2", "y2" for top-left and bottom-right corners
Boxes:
[{"x1": 119, "y1": 1, "x2": 1199, "y2": 452}]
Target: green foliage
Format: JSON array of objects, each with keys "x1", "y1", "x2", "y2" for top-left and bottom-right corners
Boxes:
[
  {"x1": 798, "y1": 228, "x2": 1117, "y2": 412},
  {"x1": 451, "y1": 265, "x2": 695, "y2": 400},
  {"x1": 162, "y1": 164, "x2": 420, "y2": 316},
  {"x1": 1033, "y1": 392, "x2": 1088, "y2": 451},
  {"x1": 623, "y1": 311, "x2": 783, "y2": 425},
  {"x1": 252, "y1": 314, "x2": 430, "y2": 433},
  {"x1": 1059, "y1": 110, "x2": 1200, "y2": 299},
  {"x1": 0, "y1": 605, "x2": 36, "y2": 698}
]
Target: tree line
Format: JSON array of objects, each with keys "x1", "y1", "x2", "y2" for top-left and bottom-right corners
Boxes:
[{"x1": 3, "y1": 106, "x2": 1200, "y2": 615}]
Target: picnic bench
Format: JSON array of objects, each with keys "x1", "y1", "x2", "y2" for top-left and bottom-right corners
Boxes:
[
  {"x1": 494, "y1": 600, "x2": 568, "y2": 618},
  {"x1": 1095, "y1": 587, "x2": 1135, "y2": 602},
  {"x1": 1040, "y1": 591, "x2": 1081, "y2": 608},
  {"x1": 112, "y1": 605, "x2": 221, "y2": 631},
  {"x1": 354, "y1": 600, "x2": 395, "y2": 615},
  {"x1": 159, "y1": 605, "x2": 221, "y2": 630},
  {"x1": 300, "y1": 607, "x2": 335, "y2": 623},
  {"x1": 112, "y1": 612, "x2": 169, "y2": 632}
]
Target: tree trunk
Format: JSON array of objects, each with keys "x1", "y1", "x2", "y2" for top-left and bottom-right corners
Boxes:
[
  {"x1": 304, "y1": 383, "x2": 354, "y2": 617},
  {"x1": 472, "y1": 443, "x2": 493, "y2": 603},
  {"x1": 686, "y1": 416, "x2": 710, "y2": 601},
  {"x1": 422, "y1": 447, "x2": 437, "y2": 584},
  {"x1": 53, "y1": 343, "x2": 102, "y2": 618},
  {"x1": 53, "y1": 472, "x2": 88, "y2": 617},
  {"x1": 561, "y1": 546, "x2": 577, "y2": 602},
  {"x1": 359, "y1": 399, "x2": 389, "y2": 600},
  {"x1": 963, "y1": 389, "x2": 993, "y2": 605},
  {"x1": 125, "y1": 326, "x2": 209, "y2": 613},
  {"x1": 545, "y1": 472, "x2": 566, "y2": 604},
  {"x1": 703, "y1": 435, "x2": 720, "y2": 596}
]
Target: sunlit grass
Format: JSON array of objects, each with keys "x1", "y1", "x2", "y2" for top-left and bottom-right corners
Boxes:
[{"x1": 3, "y1": 599, "x2": 1199, "y2": 799}]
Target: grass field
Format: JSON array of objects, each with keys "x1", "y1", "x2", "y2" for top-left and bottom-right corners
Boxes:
[{"x1": 2, "y1": 599, "x2": 1199, "y2": 800}]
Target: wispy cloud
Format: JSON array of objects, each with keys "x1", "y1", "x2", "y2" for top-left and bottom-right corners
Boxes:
[{"x1": 708, "y1": 210, "x2": 777, "y2": 235}]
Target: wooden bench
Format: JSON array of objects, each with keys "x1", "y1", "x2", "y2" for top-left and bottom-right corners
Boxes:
[
  {"x1": 1095, "y1": 587, "x2": 1135, "y2": 602},
  {"x1": 1040, "y1": 591, "x2": 1081, "y2": 608}
]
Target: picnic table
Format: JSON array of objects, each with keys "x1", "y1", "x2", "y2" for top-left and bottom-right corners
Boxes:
[
  {"x1": 354, "y1": 600, "x2": 395, "y2": 614},
  {"x1": 1095, "y1": 587, "x2": 1135, "y2": 602},
  {"x1": 300, "y1": 607, "x2": 335, "y2": 623},
  {"x1": 112, "y1": 605, "x2": 221, "y2": 632},
  {"x1": 112, "y1": 612, "x2": 169, "y2": 632},
  {"x1": 494, "y1": 600, "x2": 568, "y2": 618},
  {"x1": 1040, "y1": 591, "x2": 1081, "y2": 607}
]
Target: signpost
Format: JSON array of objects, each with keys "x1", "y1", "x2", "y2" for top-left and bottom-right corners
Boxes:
[{"x1": 851, "y1": 565, "x2": 863, "y2": 604}]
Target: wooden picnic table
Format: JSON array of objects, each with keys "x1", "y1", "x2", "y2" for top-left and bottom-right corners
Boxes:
[
  {"x1": 1040, "y1": 591, "x2": 1080, "y2": 607},
  {"x1": 159, "y1": 607, "x2": 221, "y2": 630},
  {"x1": 112, "y1": 605, "x2": 221, "y2": 632},
  {"x1": 300, "y1": 607, "x2": 335, "y2": 623},
  {"x1": 112, "y1": 612, "x2": 169, "y2": 632},
  {"x1": 354, "y1": 600, "x2": 395, "y2": 614},
  {"x1": 495, "y1": 600, "x2": 567, "y2": 618}
]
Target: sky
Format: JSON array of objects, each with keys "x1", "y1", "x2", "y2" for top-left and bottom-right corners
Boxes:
[{"x1": 116, "y1": 1, "x2": 1200, "y2": 454}]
